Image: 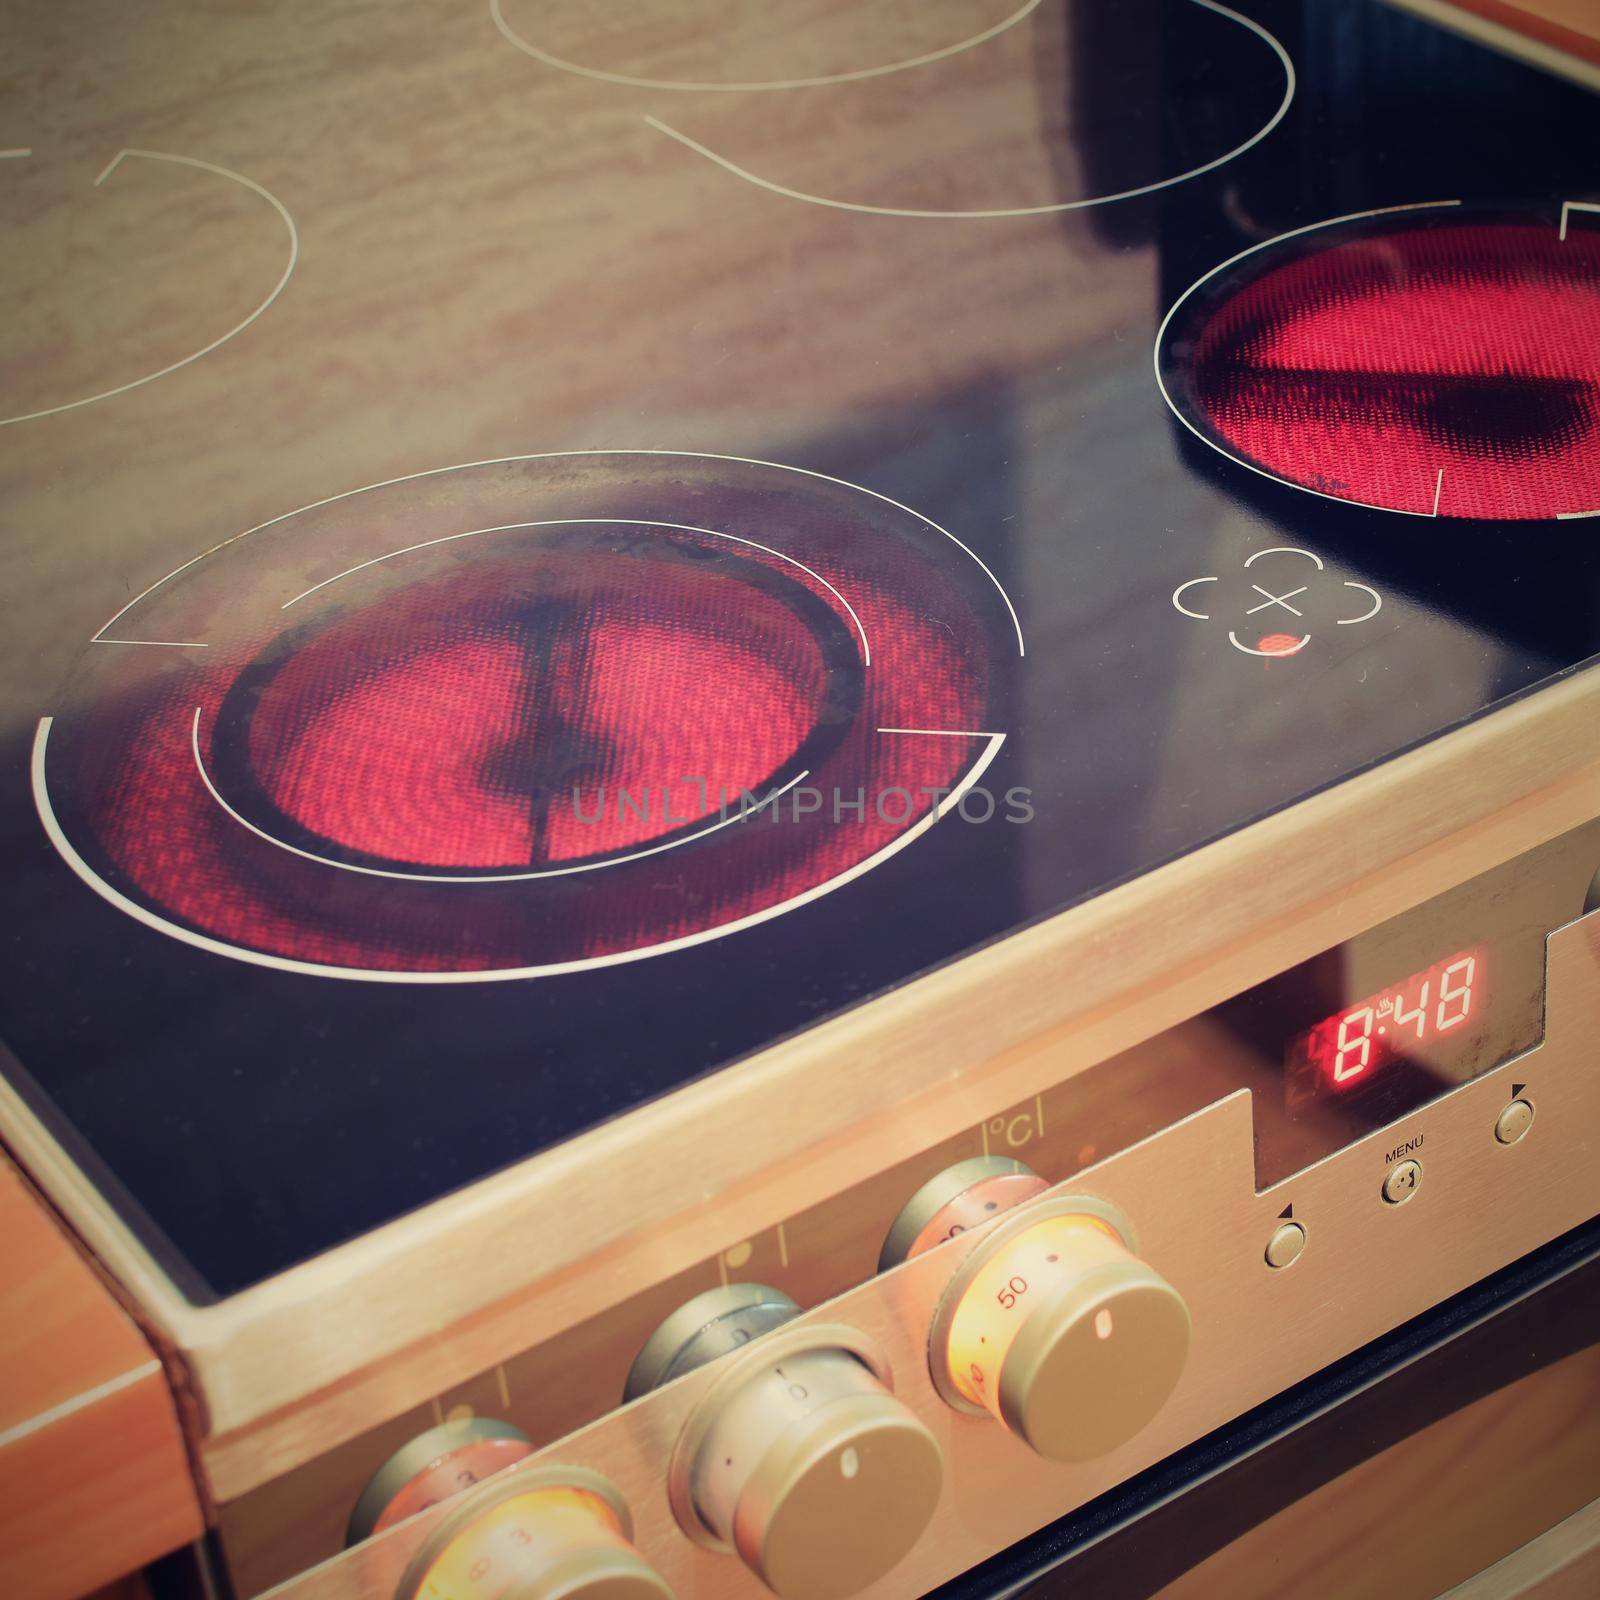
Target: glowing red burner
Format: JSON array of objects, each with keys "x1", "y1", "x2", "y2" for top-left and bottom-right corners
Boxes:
[
  {"x1": 44, "y1": 468, "x2": 1007, "y2": 980},
  {"x1": 1255, "y1": 632, "x2": 1305, "y2": 657},
  {"x1": 1163, "y1": 209, "x2": 1600, "y2": 520},
  {"x1": 220, "y1": 548, "x2": 843, "y2": 873}
]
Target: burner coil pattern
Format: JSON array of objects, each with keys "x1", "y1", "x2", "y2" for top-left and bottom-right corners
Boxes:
[
  {"x1": 212, "y1": 544, "x2": 855, "y2": 874},
  {"x1": 41, "y1": 456, "x2": 1014, "y2": 979},
  {"x1": 1162, "y1": 210, "x2": 1600, "y2": 520}
]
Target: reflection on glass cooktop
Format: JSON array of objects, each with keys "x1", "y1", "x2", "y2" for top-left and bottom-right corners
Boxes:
[{"x1": 0, "y1": 0, "x2": 1596, "y2": 1297}]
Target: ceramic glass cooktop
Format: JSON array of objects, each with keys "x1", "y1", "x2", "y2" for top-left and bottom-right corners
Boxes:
[{"x1": 1, "y1": 0, "x2": 1597, "y2": 1298}]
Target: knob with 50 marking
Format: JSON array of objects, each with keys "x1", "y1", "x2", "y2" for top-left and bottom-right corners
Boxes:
[
  {"x1": 627, "y1": 1284, "x2": 942, "y2": 1600},
  {"x1": 885, "y1": 1163, "x2": 1192, "y2": 1462}
]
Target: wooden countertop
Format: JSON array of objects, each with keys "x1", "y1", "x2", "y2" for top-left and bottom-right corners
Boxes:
[
  {"x1": 1485, "y1": 0, "x2": 1600, "y2": 47},
  {"x1": 0, "y1": 1154, "x2": 202, "y2": 1599},
  {"x1": 1389, "y1": 0, "x2": 1600, "y2": 79}
]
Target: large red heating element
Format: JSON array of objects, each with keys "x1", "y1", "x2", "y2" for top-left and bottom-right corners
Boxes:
[{"x1": 56, "y1": 519, "x2": 995, "y2": 975}]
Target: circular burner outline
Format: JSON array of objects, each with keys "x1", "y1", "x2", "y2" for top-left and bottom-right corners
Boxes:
[
  {"x1": 87, "y1": 450, "x2": 1024, "y2": 655},
  {"x1": 38, "y1": 450, "x2": 1018, "y2": 983},
  {"x1": 34, "y1": 720, "x2": 1006, "y2": 984},
  {"x1": 640, "y1": 1, "x2": 1294, "y2": 220},
  {"x1": 0, "y1": 148, "x2": 299, "y2": 429},
  {"x1": 1153, "y1": 198, "x2": 1600, "y2": 521},
  {"x1": 198, "y1": 518, "x2": 868, "y2": 882},
  {"x1": 489, "y1": 0, "x2": 1046, "y2": 93}
]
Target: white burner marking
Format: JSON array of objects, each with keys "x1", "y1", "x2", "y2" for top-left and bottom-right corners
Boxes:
[
  {"x1": 90, "y1": 450, "x2": 1025, "y2": 657},
  {"x1": 0, "y1": 149, "x2": 299, "y2": 429},
  {"x1": 1244, "y1": 546, "x2": 1323, "y2": 569},
  {"x1": 1432, "y1": 468, "x2": 1444, "y2": 518},
  {"x1": 1227, "y1": 631, "x2": 1307, "y2": 657},
  {"x1": 1559, "y1": 200, "x2": 1600, "y2": 242},
  {"x1": 50, "y1": 453, "x2": 1018, "y2": 979},
  {"x1": 1245, "y1": 583, "x2": 1307, "y2": 617},
  {"x1": 93, "y1": 638, "x2": 208, "y2": 649},
  {"x1": 278, "y1": 515, "x2": 874, "y2": 666},
  {"x1": 490, "y1": 0, "x2": 1045, "y2": 93},
  {"x1": 1338, "y1": 583, "x2": 1382, "y2": 625},
  {"x1": 0, "y1": 148, "x2": 31, "y2": 160},
  {"x1": 644, "y1": 1, "x2": 1294, "y2": 220},
  {"x1": 1171, "y1": 576, "x2": 1217, "y2": 619},
  {"x1": 190, "y1": 707, "x2": 815, "y2": 884},
  {"x1": 0, "y1": 146, "x2": 297, "y2": 425},
  {"x1": 1176, "y1": 550, "x2": 1381, "y2": 648},
  {"x1": 34, "y1": 718, "x2": 1006, "y2": 983}
]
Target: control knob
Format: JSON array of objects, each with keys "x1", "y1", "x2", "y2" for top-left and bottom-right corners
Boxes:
[
  {"x1": 350, "y1": 1422, "x2": 671, "y2": 1598},
  {"x1": 348, "y1": 1417, "x2": 536, "y2": 1544},
  {"x1": 884, "y1": 1160, "x2": 1192, "y2": 1462},
  {"x1": 626, "y1": 1284, "x2": 942, "y2": 1600}
]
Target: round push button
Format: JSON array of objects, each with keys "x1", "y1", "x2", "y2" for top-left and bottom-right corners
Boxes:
[
  {"x1": 1265, "y1": 1221, "x2": 1307, "y2": 1270},
  {"x1": 1494, "y1": 1099, "x2": 1535, "y2": 1146},
  {"x1": 1382, "y1": 1158, "x2": 1423, "y2": 1205}
]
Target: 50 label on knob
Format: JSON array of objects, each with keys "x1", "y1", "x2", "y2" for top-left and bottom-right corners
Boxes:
[{"x1": 928, "y1": 1195, "x2": 1192, "y2": 1462}]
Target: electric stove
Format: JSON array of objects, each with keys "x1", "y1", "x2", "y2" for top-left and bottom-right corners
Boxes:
[{"x1": 0, "y1": 4, "x2": 1597, "y2": 1599}]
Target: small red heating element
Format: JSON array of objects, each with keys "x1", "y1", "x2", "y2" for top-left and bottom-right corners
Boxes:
[
  {"x1": 1255, "y1": 632, "x2": 1304, "y2": 657},
  {"x1": 1168, "y1": 211, "x2": 1600, "y2": 519}
]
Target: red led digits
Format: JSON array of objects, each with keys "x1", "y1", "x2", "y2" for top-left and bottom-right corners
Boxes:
[{"x1": 1292, "y1": 950, "x2": 1483, "y2": 1096}]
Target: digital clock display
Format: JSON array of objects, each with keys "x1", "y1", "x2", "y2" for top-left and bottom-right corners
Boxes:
[
  {"x1": 1287, "y1": 950, "x2": 1486, "y2": 1104},
  {"x1": 1192, "y1": 821, "x2": 1588, "y2": 1185}
]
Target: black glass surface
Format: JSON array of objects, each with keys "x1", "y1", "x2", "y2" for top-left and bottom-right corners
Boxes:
[{"x1": 0, "y1": 0, "x2": 1597, "y2": 1298}]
